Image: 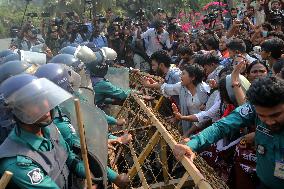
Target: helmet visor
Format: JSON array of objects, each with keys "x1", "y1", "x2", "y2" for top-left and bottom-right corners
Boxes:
[{"x1": 7, "y1": 78, "x2": 72, "y2": 124}]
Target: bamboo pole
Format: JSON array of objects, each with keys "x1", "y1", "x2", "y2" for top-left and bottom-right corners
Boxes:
[
  {"x1": 175, "y1": 172, "x2": 190, "y2": 189},
  {"x1": 0, "y1": 171, "x2": 13, "y2": 189},
  {"x1": 160, "y1": 138, "x2": 169, "y2": 184},
  {"x1": 133, "y1": 95, "x2": 213, "y2": 189},
  {"x1": 129, "y1": 142, "x2": 150, "y2": 189},
  {"x1": 128, "y1": 130, "x2": 160, "y2": 179},
  {"x1": 154, "y1": 96, "x2": 164, "y2": 111},
  {"x1": 74, "y1": 99, "x2": 93, "y2": 189}
]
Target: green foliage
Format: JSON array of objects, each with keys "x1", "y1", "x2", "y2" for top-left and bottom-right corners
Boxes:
[
  {"x1": 0, "y1": 2, "x2": 41, "y2": 38},
  {"x1": 0, "y1": 0, "x2": 231, "y2": 38}
]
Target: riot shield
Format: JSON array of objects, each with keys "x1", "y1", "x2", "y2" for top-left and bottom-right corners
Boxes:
[
  {"x1": 78, "y1": 69, "x2": 92, "y2": 88},
  {"x1": 75, "y1": 87, "x2": 95, "y2": 106},
  {"x1": 30, "y1": 44, "x2": 45, "y2": 53},
  {"x1": 60, "y1": 98, "x2": 108, "y2": 187},
  {"x1": 105, "y1": 67, "x2": 129, "y2": 91},
  {"x1": 20, "y1": 50, "x2": 47, "y2": 65}
]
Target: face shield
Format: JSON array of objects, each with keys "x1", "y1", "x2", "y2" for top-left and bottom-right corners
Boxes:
[
  {"x1": 74, "y1": 45, "x2": 97, "y2": 64},
  {"x1": 6, "y1": 78, "x2": 72, "y2": 124},
  {"x1": 100, "y1": 47, "x2": 117, "y2": 61},
  {"x1": 20, "y1": 50, "x2": 47, "y2": 65},
  {"x1": 64, "y1": 65, "x2": 82, "y2": 92}
]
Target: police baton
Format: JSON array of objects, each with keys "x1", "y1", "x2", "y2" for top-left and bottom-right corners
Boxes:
[
  {"x1": 74, "y1": 99, "x2": 93, "y2": 189},
  {"x1": 0, "y1": 171, "x2": 13, "y2": 189}
]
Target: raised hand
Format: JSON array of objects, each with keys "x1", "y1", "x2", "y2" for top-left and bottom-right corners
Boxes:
[{"x1": 172, "y1": 103, "x2": 182, "y2": 120}]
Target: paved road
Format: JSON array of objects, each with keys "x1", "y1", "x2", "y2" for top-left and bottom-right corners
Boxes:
[{"x1": 0, "y1": 38, "x2": 12, "y2": 50}]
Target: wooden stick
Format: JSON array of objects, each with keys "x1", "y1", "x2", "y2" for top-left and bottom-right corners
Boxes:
[
  {"x1": 128, "y1": 130, "x2": 160, "y2": 179},
  {"x1": 160, "y1": 138, "x2": 169, "y2": 184},
  {"x1": 175, "y1": 172, "x2": 190, "y2": 189},
  {"x1": 74, "y1": 99, "x2": 93, "y2": 189},
  {"x1": 133, "y1": 95, "x2": 213, "y2": 189},
  {"x1": 129, "y1": 142, "x2": 150, "y2": 189},
  {"x1": 0, "y1": 171, "x2": 13, "y2": 189},
  {"x1": 154, "y1": 96, "x2": 164, "y2": 111}
]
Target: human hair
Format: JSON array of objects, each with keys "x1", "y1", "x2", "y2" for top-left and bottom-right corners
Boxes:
[
  {"x1": 19, "y1": 22, "x2": 33, "y2": 39},
  {"x1": 230, "y1": 8, "x2": 238, "y2": 12},
  {"x1": 261, "y1": 38, "x2": 284, "y2": 59},
  {"x1": 190, "y1": 39, "x2": 203, "y2": 52},
  {"x1": 150, "y1": 50, "x2": 172, "y2": 68},
  {"x1": 246, "y1": 60, "x2": 269, "y2": 74},
  {"x1": 219, "y1": 76, "x2": 233, "y2": 104},
  {"x1": 177, "y1": 46, "x2": 193, "y2": 56},
  {"x1": 191, "y1": 54, "x2": 206, "y2": 65},
  {"x1": 246, "y1": 77, "x2": 284, "y2": 107},
  {"x1": 272, "y1": 59, "x2": 284, "y2": 74},
  {"x1": 183, "y1": 64, "x2": 205, "y2": 86},
  {"x1": 218, "y1": 67, "x2": 233, "y2": 79},
  {"x1": 261, "y1": 22, "x2": 273, "y2": 31},
  {"x1": 243, "y1": 39, "x2": 253, "y2": 54},
  {"x1": 205, "y1": 36, "x2": 219, "y2": 50},
  {"x1": 201, "y1": 54, "x2": 220, "y2": 66},
  {"x1": 267, "y1": 32, "x2": 284, "y2": 41},
  {"x1": 226, "y1": 38, "x2": 246, "y2": 53},
  {"x1": 153, "y1": 20, "x2": 165, "y2": 29}
]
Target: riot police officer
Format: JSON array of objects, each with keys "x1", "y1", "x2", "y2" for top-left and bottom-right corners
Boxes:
[{"x1": 0, "y1": 74, "x2": 89, "y2": 188}]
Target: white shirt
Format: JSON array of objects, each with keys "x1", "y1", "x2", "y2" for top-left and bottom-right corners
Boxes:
[
  {"x1": 141, "y1": 28, "x2": 172, "y2": 56},
  {"x1": 161, "y1": 82, "x2": 209, "y2": 115},
  {"x1": 245, "y1": 54, "x2": 257, "y2": 64},
  {"x1": 194, "y1": 90, "x2": 221, "y2": 124},
  {"x1": 161, "y1": 81, "x2": 209, "y2": 135}
]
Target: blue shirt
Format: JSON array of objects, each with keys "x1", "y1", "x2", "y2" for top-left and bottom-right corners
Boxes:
[
  {"x1": 89, "y1": 36, "x2": 108, "y2": 48},
  {"x1": 220, "y1": 58, "x2": 233, "y2": 68},
  {"x1": 165, "y1": 68, "x2": 181, "y2": 84}
]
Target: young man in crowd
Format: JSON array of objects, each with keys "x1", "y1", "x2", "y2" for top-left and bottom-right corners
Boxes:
[{"x1": 174, "y1": 77, "x2": 284, "y2": 189}]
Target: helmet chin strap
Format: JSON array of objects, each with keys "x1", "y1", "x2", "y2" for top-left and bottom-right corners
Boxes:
[
  {"x1": 24, "y1": 109, "x2": 55, "y2": 128},
  {"x1": 35, "y1": 119, "x2": 53, "y2": 128}
]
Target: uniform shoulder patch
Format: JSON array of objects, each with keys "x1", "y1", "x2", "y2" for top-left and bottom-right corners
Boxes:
[
  {"x1": 239, "y1": 104, "x2": 253, "y2": 117},
  {"x1": 27, "y1": 168, "x2": 43, "y2": 185}
]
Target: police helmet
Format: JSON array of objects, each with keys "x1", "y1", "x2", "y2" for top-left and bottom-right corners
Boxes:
[
  {"x1": 0, "y1": 49, "x2": 14, "y2": 59},
  {"x1": 59, "y1": 46, "x2": 77, "y2": 55},
  {"x1": 0, "y1": 60, "x2": 33, "y2": 84},
  {"x1": 35, "y1": 63, "x2": 81, "y2": 93},
  {"x1": 0, "y1": 74, "x2": 72, "y2": 125},
  {"x1": 1, "y1": 53, "x2": 20, "y2": 64},
  {"x1": 49, "y1": 54, "x2": 82, "y2": 72}
]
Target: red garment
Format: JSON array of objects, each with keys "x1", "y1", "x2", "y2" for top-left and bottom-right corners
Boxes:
[
  {"x1": 221, "y1": 49, "x2": 230, "y2": 58},
  {"x1": 222, "y1": 104, "x2": 235, "y2": 118}
]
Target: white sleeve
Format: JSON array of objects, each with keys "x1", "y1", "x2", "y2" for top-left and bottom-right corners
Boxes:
[
  {"x1": 160, "y1": 82, "x2": 182, "y2": 97},
  {"x1": 141, "y1": 29, "x2": 151, "y2": 39},
  {"x1": 194, "y1": 94, "x2": 221, "y2": 124}
]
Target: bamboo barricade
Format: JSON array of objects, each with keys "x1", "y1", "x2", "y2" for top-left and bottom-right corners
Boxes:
[
  {"x1": 133, "y1": 95, "x2": 212, "y2": 189},
  {"x1": 74, "y1": 99, "x2": 93, "y2": 189},
  {"x1": 0, "y1": 171, "x2": 13, "y2": 189},
  {"x1": 109, "y1": 94, "x2": 228, "y2": 189}
]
